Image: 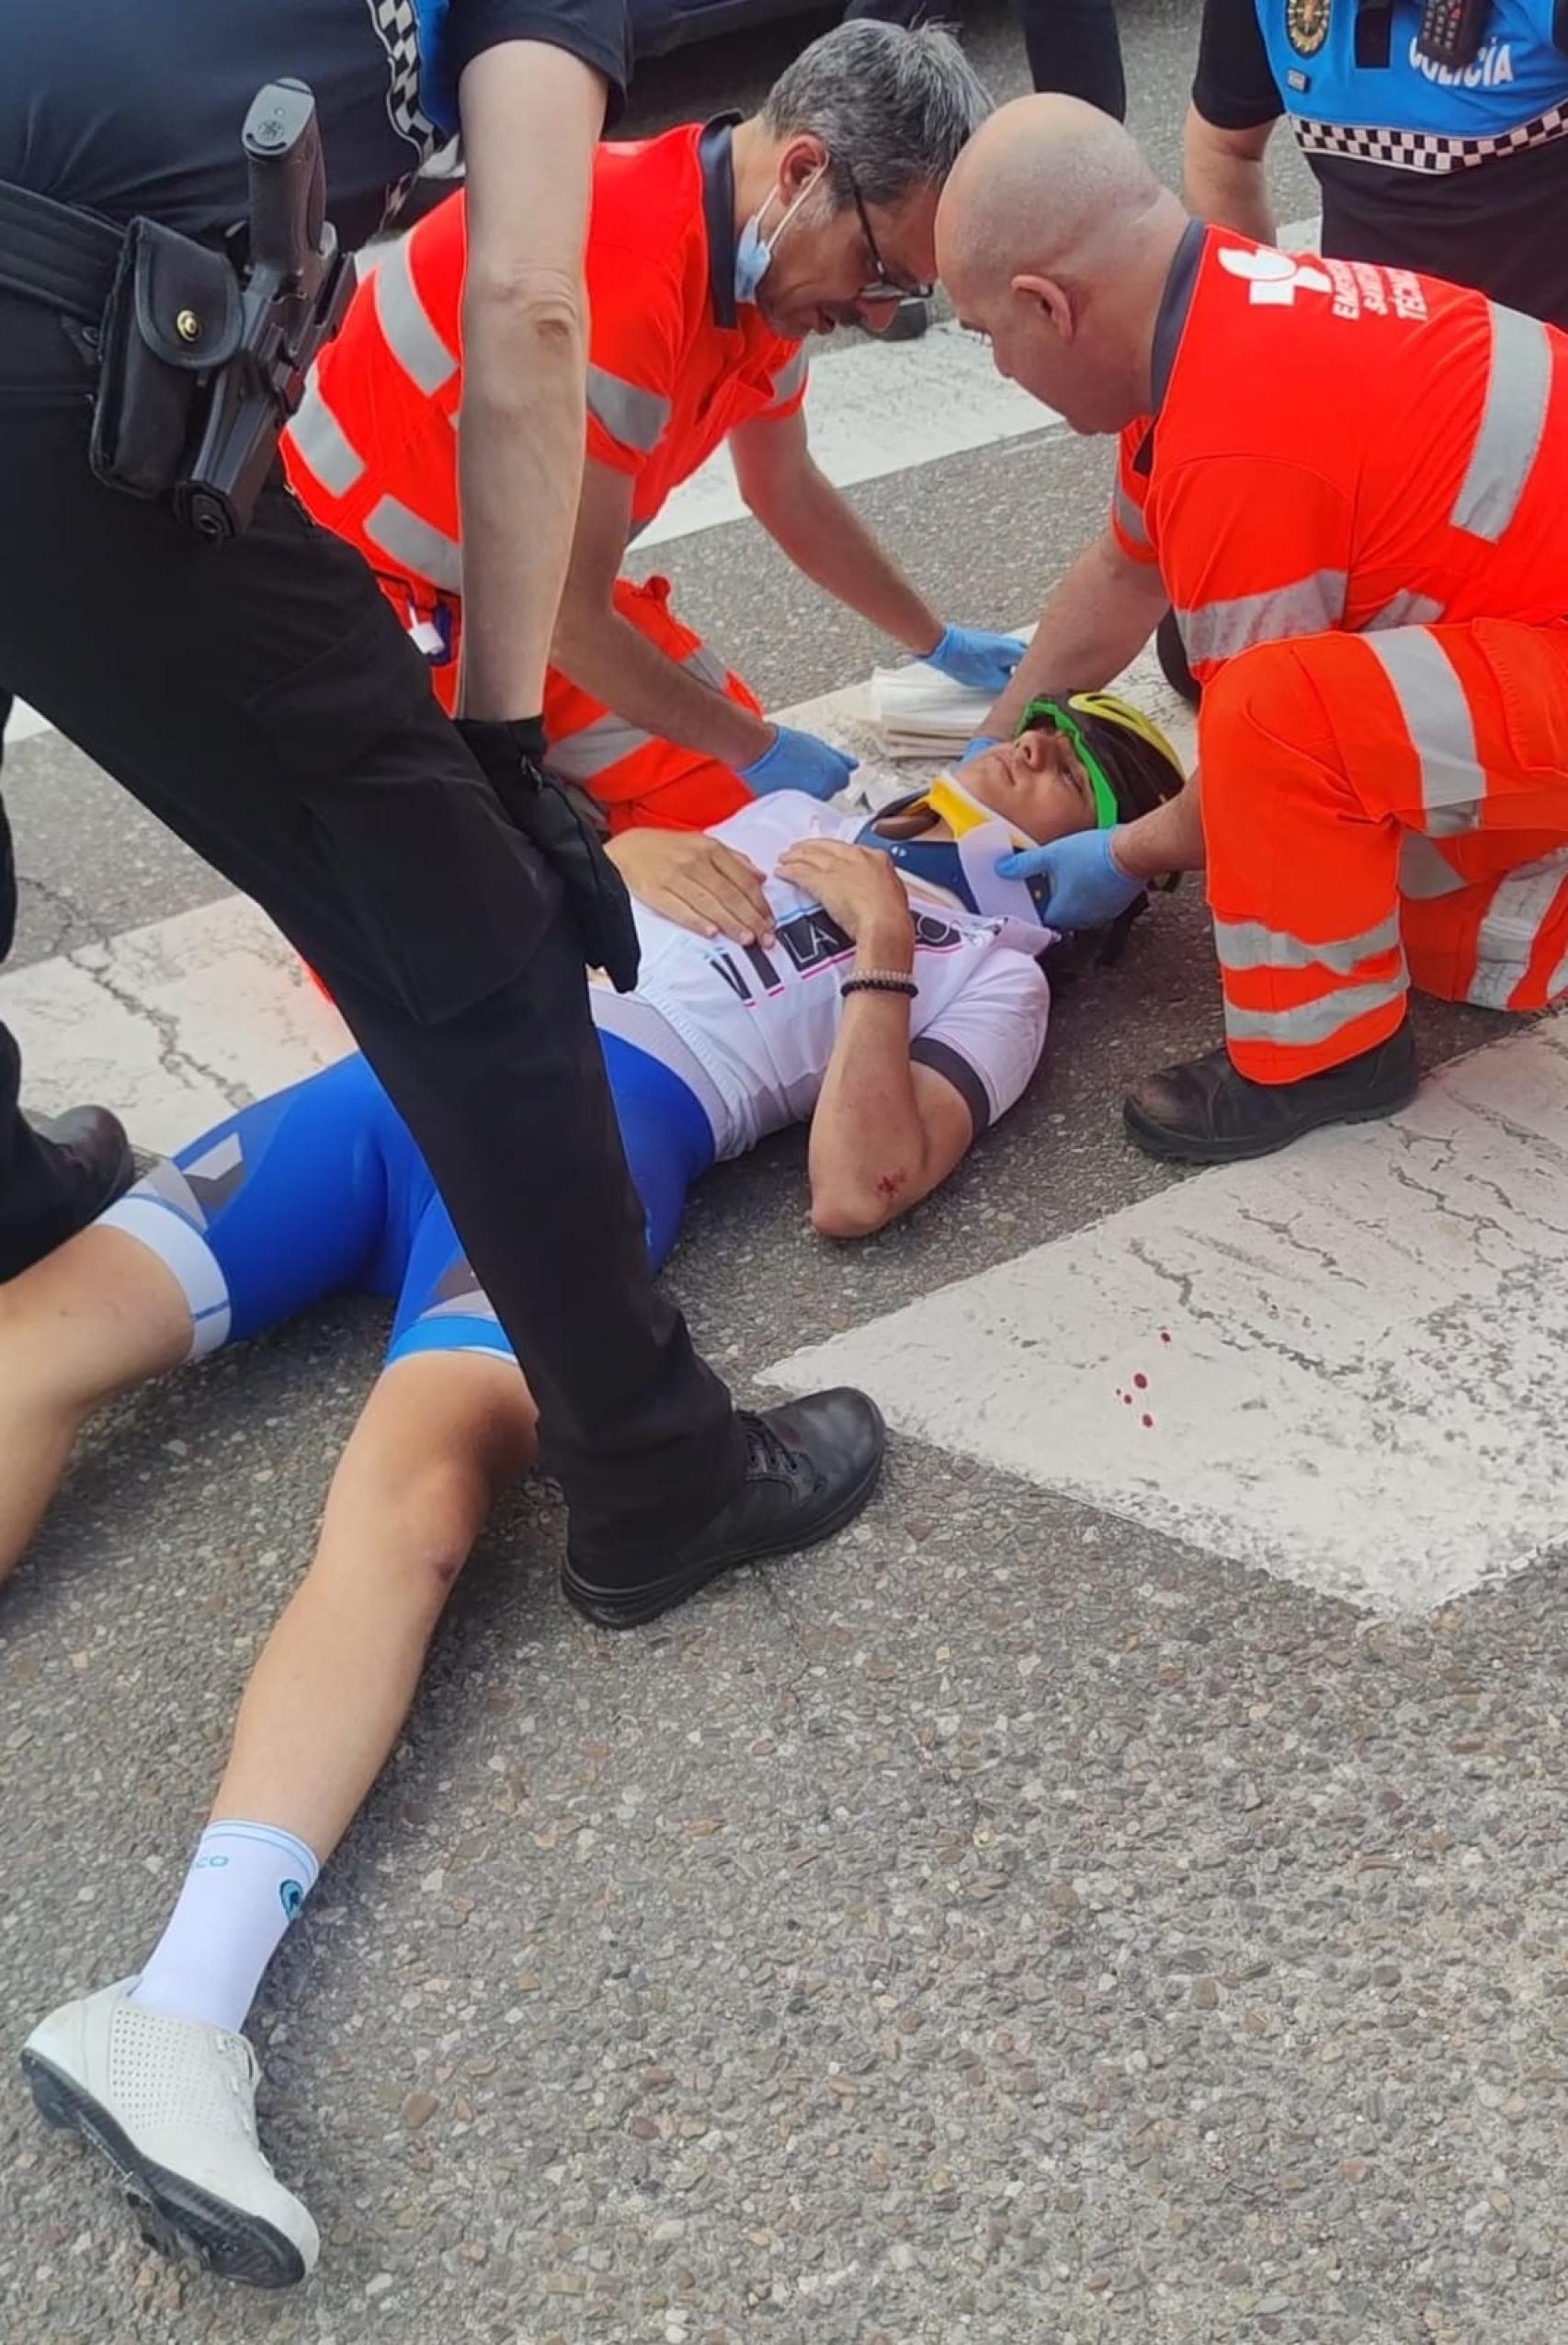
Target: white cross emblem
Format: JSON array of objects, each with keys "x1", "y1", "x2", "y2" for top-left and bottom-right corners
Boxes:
[{"x1": 1217, "y1": 245, "x2": 1336, "y2": 306}]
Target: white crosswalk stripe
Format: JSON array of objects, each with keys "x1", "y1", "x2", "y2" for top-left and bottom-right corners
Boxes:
[{"x1": 763, "y1": 1023, "x2": 1568, "y2": 1620}]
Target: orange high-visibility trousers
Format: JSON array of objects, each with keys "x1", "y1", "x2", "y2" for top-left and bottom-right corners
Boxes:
[
  {"x1": 385, "y1": 569, "x2": 756, "y2": 837},
  {"x1": 1201, "y1": 620, "x2": 1568, "y2": 1081}
]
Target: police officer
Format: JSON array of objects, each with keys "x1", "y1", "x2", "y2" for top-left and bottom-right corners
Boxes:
[
  {"x1": 1185, "y1": 0, "x2": 1568, "y2": 322},
  {"x1": 0, "y1": 9, "x2": 883, "y2": 1612}
]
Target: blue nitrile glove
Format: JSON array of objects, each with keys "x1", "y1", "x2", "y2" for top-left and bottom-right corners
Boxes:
[
  {"x1": 740, "y1": 725, "x2": 859, "y2": 802},
  {"x1": 995, "y1": 826, "x2": 1142, "y2": 930},
  {"x1": 960, "y1": 734, "x2": 1001, "y2": 764},
  {"x1": 924, "y1": 623, "x2": 1027, "y2": 696}
]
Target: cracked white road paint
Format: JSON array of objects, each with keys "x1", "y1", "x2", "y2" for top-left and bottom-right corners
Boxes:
[
  {"x1": 2, "y1": 894, "x2": 348, "y2": 1154},
  {"x1": 766, "y1": 1023, "x2": 1568, "y2": 1617}
]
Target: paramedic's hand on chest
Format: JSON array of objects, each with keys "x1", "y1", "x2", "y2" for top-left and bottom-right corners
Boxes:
[{"x1": 607, "y1": 827, "x2": 778, "y2": 946}]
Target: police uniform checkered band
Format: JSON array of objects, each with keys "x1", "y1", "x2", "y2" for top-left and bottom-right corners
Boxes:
[
  {"x1": 1293, "y1": 99, "x2": 1568, "y2": 173},
  {"x1": 368, "y1": 0, "x2": 440, "y2": 157}
]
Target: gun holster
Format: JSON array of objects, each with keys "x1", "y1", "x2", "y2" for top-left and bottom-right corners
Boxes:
[
  {"x1": 0, "y1": 78, "x2": 350, "y2": 542},
  {"x1": 89, "y1": 218, "x2": 244, "y2": 501}
]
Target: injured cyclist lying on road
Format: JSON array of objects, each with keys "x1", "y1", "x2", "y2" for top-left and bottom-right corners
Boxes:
[{"x1": 4, "y1": 690, "x2": 1183, "y2": 2290}]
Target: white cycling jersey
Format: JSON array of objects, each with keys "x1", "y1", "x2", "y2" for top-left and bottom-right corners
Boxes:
[{"x1": 591, "y1": 792, "x2": 1051, "y2": 1160}]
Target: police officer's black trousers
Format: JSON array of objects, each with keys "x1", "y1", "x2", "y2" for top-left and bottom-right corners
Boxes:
[
  {"x1": 0, "y1": 338, "x2": 746, "y2": 1565},
  {"x1": 845, "y1": 0, "x2": 1125, "y2": 120}
]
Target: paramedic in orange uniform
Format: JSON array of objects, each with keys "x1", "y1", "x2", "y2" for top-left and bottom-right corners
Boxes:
[
  {"x1": 286, "y1": 23, "x2": 1021, "y2": 836},
  {"x1": 938, "y1": 95, "x2": 1568, "y2": 1165}
]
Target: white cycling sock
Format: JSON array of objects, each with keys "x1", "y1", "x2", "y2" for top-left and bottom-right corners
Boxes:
[{"x1": 130, "y1": 1820, "x2": 320, "y2": 2035}]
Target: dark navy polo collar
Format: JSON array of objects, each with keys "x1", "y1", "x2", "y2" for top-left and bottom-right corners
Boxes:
[{"x1": 698, "y1": 113, "x2": 744, "y2": 330}]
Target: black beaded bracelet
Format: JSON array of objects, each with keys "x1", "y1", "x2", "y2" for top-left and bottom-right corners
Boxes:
[{"x1": 840, "y1": 973, "x2": 918, "y2": 1001}]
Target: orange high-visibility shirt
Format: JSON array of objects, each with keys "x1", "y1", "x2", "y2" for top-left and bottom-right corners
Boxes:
[
  {"x1": 284, "y1": 120, "x2": 809, "y2": 594},
  {"x1": 1108, "y1": 225, "x2": 1568, "y2": 682}
]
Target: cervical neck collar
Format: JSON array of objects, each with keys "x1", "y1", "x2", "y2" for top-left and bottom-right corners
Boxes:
[{"x1": 856, "y1": 774, "x2": 1056, "y2": 954}]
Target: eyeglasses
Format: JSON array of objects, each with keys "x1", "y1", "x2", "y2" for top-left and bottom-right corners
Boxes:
[{"x1": 844, "y1": 165, "x2": 935, "y2": 306}]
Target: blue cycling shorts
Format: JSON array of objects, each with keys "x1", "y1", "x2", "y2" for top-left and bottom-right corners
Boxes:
[{"x1": 97, "y1": 1032, "x2": 716, "y2": 1371}]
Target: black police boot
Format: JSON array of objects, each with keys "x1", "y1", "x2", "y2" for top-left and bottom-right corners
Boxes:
[
  {"x1": 562, "y1": 1390, "x2": 886, "y2": 1630},
  {"x1": 1122, "y1": 1019, "x2": 1418, "y2": 1166},
  {"x1": 0, "y1": 1105, "x2": 137, "y2": 1281}
]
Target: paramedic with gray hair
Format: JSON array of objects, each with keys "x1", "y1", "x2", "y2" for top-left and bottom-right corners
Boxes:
[{"x1": 287, "y1": 20, "x2": 1029, "y2": 828}]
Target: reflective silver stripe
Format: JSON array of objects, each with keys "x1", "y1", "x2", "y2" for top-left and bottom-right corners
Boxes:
[
  {"x1": 1361, "y1": 628, "x2": 1483, "y2": 835},
  {"x1": 1113, "y1": 481, "x2": 1149, "y2": 549},
  {"x1": 1467, "y1": 847, "x2": 1568, "y2": 1008},
  {"x1": 373, "y1": 237, "x2": 458, "y2": 396},
  {"x1": 286, "y1": 379, "x2": 365, "y2": 496},
  {"x1": 1178, "y1": 569, "x2": 1346, "y2": 666},
  {"x1": 1223, "y1": 971, "x2": 1407, "y2": 1048},
  {"x1": 767, "y1": 347, "x2": 808, "y2": 407},
  {"x1": 585, "y1": 364, "x2": 670, "y2": 454},
  {"x1": 546, "y1": 710, "x2": 655, "y2": 782},
  {"x1": 1214, "y1": 908, "x2": 1401, "y2": 975},
  {"x1": 1365, "y1": 590, "x2": 1444, "y2": 632},
  {"x1": 1451, "y1": 305, "x2": 1552, "y2": 542},
  {"x1": 1398, "y1": 832, "x2": 1469, "y2": 901},
  {"x1": 546, "y1": 645, "x2": 728, "y2": 782},
  {"x1": 363, "y1": 495, "x2": 462, "y2": 591},
  {"x1": 1425, "y1": 804, "x2": 1482, "y2": 841}
]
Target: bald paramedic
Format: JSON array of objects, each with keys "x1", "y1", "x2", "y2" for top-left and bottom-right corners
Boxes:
[
  {"x1": 287, "y1": 23, "x2": 1025, "y2": 830},
  {"x1": 938, "y1": 96, "x2": 1568, "y2": 1167}
]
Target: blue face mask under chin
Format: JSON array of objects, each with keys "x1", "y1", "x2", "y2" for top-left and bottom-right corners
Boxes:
[
  {"x1": 733, "y1": 164, "x2": 826, "y2": 308},
  {"x1": 734, "y1": 213, "x2": 771, "y2": 305}
]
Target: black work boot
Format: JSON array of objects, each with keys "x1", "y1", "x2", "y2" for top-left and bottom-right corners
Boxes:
[
  {"x1": 0, "y1": 1105, "x2": 136, "y2": 1280},
  {"x1": 1122, "y1": 1019, "x2": 1419, "y2": 1166},
  {"x1": 562, "y1": 1390, "x2": 886, "y2": 1630}
]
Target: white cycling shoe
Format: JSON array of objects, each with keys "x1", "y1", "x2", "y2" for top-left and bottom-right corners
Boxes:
[{"x1": 21, "y1": 1980, "x2": 318, "y2": 2288}]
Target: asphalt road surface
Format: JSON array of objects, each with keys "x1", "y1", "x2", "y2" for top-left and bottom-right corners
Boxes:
[{"x1": 3, "y1": 11, "x2": 1565, "y2": 2345}]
